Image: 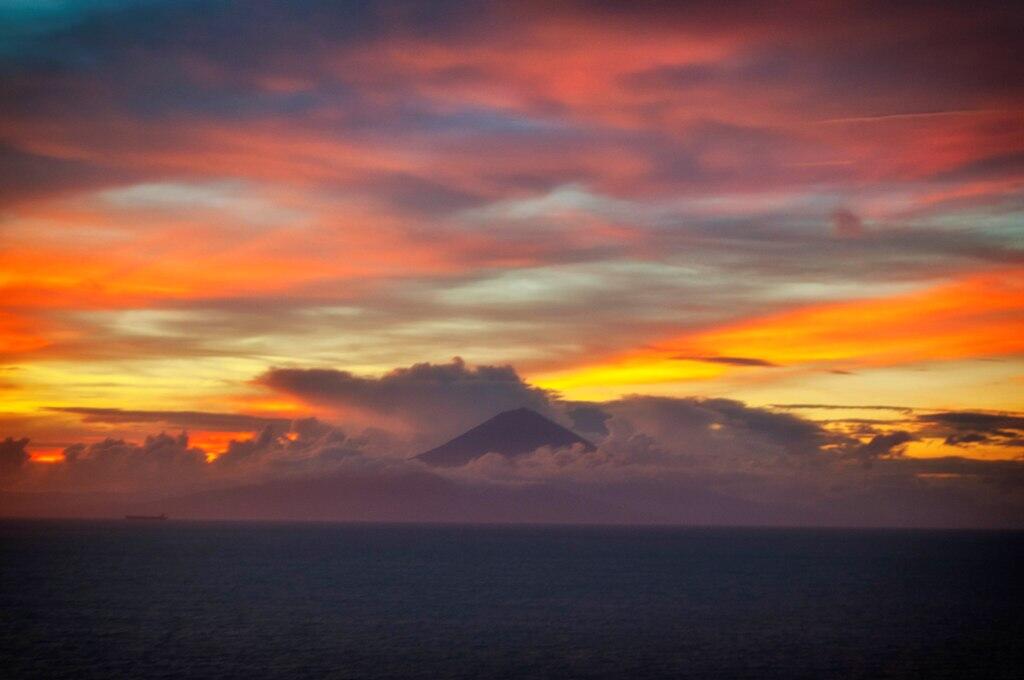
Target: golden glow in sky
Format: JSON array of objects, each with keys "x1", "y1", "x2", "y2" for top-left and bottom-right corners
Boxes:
[{"x1": 1, "y1": 0, "x2": 1022, "y2": 485}]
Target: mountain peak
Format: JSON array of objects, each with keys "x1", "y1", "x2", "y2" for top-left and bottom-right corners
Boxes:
[{"x1": 414, "y1": 408, "x2": 595, "y2": 468}]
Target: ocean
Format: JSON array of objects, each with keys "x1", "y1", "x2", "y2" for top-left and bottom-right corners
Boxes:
[{"x1": 2, "y1": 520, "x2": 1021, "y2": 679}]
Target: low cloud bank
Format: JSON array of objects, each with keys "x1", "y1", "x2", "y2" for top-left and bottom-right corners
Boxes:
[{"x1": 3, "y1": 361, "x2": 1023, "y2": 527}]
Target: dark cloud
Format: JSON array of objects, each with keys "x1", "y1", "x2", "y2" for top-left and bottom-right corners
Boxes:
[
  {"x1": 848, "y1": 431, "x2": 915, "y2": 466},
  {"x1": 258, "y1": 358, "x2": 556, "y2": 444},
  {"x1": 0, "y1": 437, "x2": 30, "y2": 484},
  {"x1": 566, "y1": 405, "x2": 612, "y2": 437},
  {"x1": 766, "y1": 407, "x2": 1024, "y2": 455},
  {"x1": 212, "y1": 417, "x2": 374, "y2": 476},
  {"x1": 917, "y1": 411, "x2": 1024, "y2": 450},
  {"x1": 774, "y1": 404, "x2": 917, "y2": 413},
  {"x1": 944, "y1": 432, "x2": 991, "y2": 446},
  {"x1": 918, "y1": 411, "x2": 1024, "y2": 431},
  {"x1": 57, "y1": 432, "x2": 208, "y2": 492},
  {"x1": 677, "y1": 355, "x2": 777, "y2": 367},
  {"x1": 214, "y1": 425, "x2": 282, "y2": 467},
  {"x1": 3, "y1": 418, "x2": 390, "y2": 497},
  {"x1": 598, "y1": 396, "x2": 834, "y2": 465},
  {"x1": 48, "y1": 407, "x2": 290, "y2": 432}
]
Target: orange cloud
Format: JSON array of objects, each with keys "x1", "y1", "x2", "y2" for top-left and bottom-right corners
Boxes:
[
  {"x1": 688, "y1": 270, "x2": 1024, "y2": 365},
  {"x1": 0, "y1": 191, "x2": 462, "y2": 309},
  {"x1": 0, "y1": 311, "x2": 51, "y2": 356},
  {"x1": 535, "y1": 269, "x2": 1024, "y2": 396}
]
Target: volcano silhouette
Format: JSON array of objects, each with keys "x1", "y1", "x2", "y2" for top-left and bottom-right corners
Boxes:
[{"x1": 414, "y1": 407, "x2": 596, "y2": 467}]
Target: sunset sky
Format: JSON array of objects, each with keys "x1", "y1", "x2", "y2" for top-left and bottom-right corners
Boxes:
[{"x1": 1, "y1": 1, "x2": 1023, "y2": 522}]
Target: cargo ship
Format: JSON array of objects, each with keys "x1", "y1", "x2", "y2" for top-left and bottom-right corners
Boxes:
[{"x1": 125, "y1": 514, "x2": 168, "y2": 520}]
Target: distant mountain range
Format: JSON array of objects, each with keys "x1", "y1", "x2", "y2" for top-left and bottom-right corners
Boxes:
[{"x1": 414, "y1": 407, "x2": 595, "y2": 467}]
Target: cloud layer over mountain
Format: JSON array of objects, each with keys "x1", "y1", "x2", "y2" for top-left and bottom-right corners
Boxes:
[{"x1": 4, "y1": 361, "x2": 1022, "y2": 527}]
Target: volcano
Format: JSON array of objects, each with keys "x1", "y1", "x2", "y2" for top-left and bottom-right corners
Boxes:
[{"x1": 414, "y1": 407, "x2": 596, "y2": 467}]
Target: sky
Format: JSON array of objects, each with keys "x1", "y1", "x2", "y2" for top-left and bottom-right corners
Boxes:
[{"x1": 1, "y1": 1, "x2": 1023, "y2": 525}]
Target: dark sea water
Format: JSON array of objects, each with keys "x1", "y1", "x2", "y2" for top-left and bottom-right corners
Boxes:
[{"x1": 1, "y1": 521, "x2": 1022, "y2": 679}]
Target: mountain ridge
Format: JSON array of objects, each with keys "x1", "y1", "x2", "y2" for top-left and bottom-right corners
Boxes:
[{"x1": 414, "y1": 407, "x2": 595, "y2": 468}]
